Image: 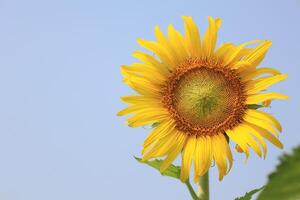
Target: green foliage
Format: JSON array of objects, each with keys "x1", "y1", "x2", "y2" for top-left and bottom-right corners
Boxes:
[
  {"x1": 152, "y1": 122, "x2": 160, "y2": 128},
  {"x1": 247, "y1": 104, "x2": 264, "y2": 109},
  {"x1": 134, "y1": 157, "x2": 181, "y2": 180},
  {"x1": 135, "y1": 157, "x2": 201, "y2": 199},
  {"x1": 234, "y1": 145, "x2": 300, "y2": 200},
  {"x1": 234, "y1": 187, "x2": 264, "y2": 200},
  {"x1": 256, "y1": 145, "x2": 300, "y2": 200},
  {"x1": 135, "y1": 146, "x2": 300, "y2": 200}
]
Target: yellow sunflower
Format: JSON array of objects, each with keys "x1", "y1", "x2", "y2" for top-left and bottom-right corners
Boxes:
[{"x1": 118, "y1": 16, "x2": 288, "y2": 182}]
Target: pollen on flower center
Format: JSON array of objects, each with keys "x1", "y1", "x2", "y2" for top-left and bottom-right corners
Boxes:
[{"x1": 163, "y1": 59, "x2": 246, "y2": 136}]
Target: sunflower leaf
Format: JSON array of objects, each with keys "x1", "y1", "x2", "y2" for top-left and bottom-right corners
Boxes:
[
  {"x1": 256, "y1": 145, "x2": 300, "y2": 200},
  {"x1": 152, "y1": 122, "x2": 160, "y2": 128},
  {"x1": 234, "y1": 187, "x2": 264, "y2": 200},
  {"x1": 247, "y1": 104, "x2": 264, "y2": 109},
  {"x1": 134, "y1": 157, "x2": 181, "y2": 179}
]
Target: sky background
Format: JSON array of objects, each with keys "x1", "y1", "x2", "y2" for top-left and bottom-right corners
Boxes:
[{"x1": 0, "y1": 0, "x2": 299, "y2": 199}]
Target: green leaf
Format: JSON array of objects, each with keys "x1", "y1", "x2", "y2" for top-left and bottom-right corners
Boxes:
[
  {"x1": 247, "y1": 104, "x2": 264, "y2": 109},
  {"x1": 234, "y1": 187, "x2": 264, "y2": 200},
  {"x1": 256, "y1": 145, "x2": 300, "y2": 200},
  {"x1": 134, "y1": 157, "x2": 181, "y2": 179},
  {"x1": 152, "y1": 122, "x2": 160, "y2": 128}
]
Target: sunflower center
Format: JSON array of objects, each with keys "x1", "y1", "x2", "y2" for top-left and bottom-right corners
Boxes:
[{"x1": 163, "y1": 60, "x2": 246, "y2": 136}]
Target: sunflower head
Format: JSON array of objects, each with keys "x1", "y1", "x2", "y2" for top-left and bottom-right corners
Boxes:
[
  {"x1": 118, "y1": 16, "x2": 288, "y2": 182},
  {"x1": 162, "y1": 59, "x2": 246, "y2": 136}
]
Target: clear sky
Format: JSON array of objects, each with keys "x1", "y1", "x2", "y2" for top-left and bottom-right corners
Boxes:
[{"x1": 0, "y1": 0, "x2": 299, "y2": 199}]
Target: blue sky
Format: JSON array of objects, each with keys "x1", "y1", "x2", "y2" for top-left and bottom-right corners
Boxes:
[{"x1": 0, "y1": 0, "x2": 299, "y2": 199}]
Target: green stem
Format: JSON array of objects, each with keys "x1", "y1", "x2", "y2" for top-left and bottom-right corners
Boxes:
[
  {"x1": 198, "y1": 171, "x2": 209, "y2": 200},
  {"x1": 185, "y1": 180, "x2": 199, "y2": 200}
]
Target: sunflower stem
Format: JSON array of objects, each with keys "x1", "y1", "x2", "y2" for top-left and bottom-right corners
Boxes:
[
  {"x1": 197, "y1": 171, "x2": 209, "y2": 200},
  {"x1": 185, "y1": 180, "x2": 199, "y2": 200}
]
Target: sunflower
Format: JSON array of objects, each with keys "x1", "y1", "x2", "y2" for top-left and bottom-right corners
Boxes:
[{"x1": 118, "y1": 16, "x2": 288, "y2": 182}]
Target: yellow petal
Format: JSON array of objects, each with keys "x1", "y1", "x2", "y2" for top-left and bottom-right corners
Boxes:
[
  {"x1": 232, "y1": 60, "x2": 252, "y2": 70},
  {"x1": 142, "y1": 119, "x2": 175, "y2": 154},
  {"x1": 246, "y1": 123, "x2": 283, "y2": 149},
  {"x1": 246, "y1": 92, "x2": 288, "y2": 104},
  {"x1": 226, "y1": 128, "x2": 249, "y2": 158},
  {"x1": 132, "y1": 51, "x2": 170, "y2": 75},
  {"x1": 137, "y1": 39, "x2": 175, "y2": 69},
  {"x1": 193, "y1": 136, "x2": 213, "y2": 181},
  {"x1": 246, "y1": 109, "x2": 282, "y2": 132},
  {"x1": 246, "y1": 74, "x2": 288, "y2": 94},
  {"x1": 154, "y1": 26, "x2": 172, "y2": 50},
  {"x1": 120, "y1": 95, "x2": 159, "y2": 105},
  {"x1": 212, "y1": 134, "x2": 232, "y2": 180},
  {"x1": 242, "y1": 122, "x2": 267, "y2": 158},
  {"x1": 243, "y1": 112, "x2": 279, "y2": 136},
  {"x1": 168, "y1": 24, "x2": 189, "y2": 61},
  {"x1": 215, "y1": 43, "x2": 235, "y2": 60},
  {"x1": 121, "y1": 64, "x2": 166, "y2": 84},
  {"x1": 242, "y1": 67, "x2": 281, "y2": 81},
  {"x1": 222, "y1": 40, "x2": 261, "y2": 66},
  {"x1": 123, "y1": 75, "x2": 161, "y2": 97},
  {"x1": 180, "y1": 136, "x2": 197, "y2": 182},
  {"x1": 238, "y1": 47, "x2": 255, "y2": 58},
  {"x1": 244, "y1": 40, "x2": 272, "y2": 67},
  {"x1": 155, "y1": 26, "x2": 181, "y2": 63},
  {"x1": 142, "y1": 130, "x2": 180, "y2": 160},
  {"x1": 236, "y1": 125, "x2": 263, "y2": 157},
  {"x1": 216, "y1": 43, "x2": 255, "y2": 66},
  {"x1": 127, "y1": 110, "x2": 169, "y2": 128},
  {"x1": 160, "y1": 131, "x2": 187, "y2": 172},
  {"x1": 202, "y1": 16, "x2": 222, "y2": 58},
  {"x1": 117, "y1": 104, "x2": 161, "y2": 116},
  {"x1": 219, "y1": 134, "x2": 233, "y2": 172},
  {"x1": 182, "y1": 16, "x2": 201, "y2": 57}
]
